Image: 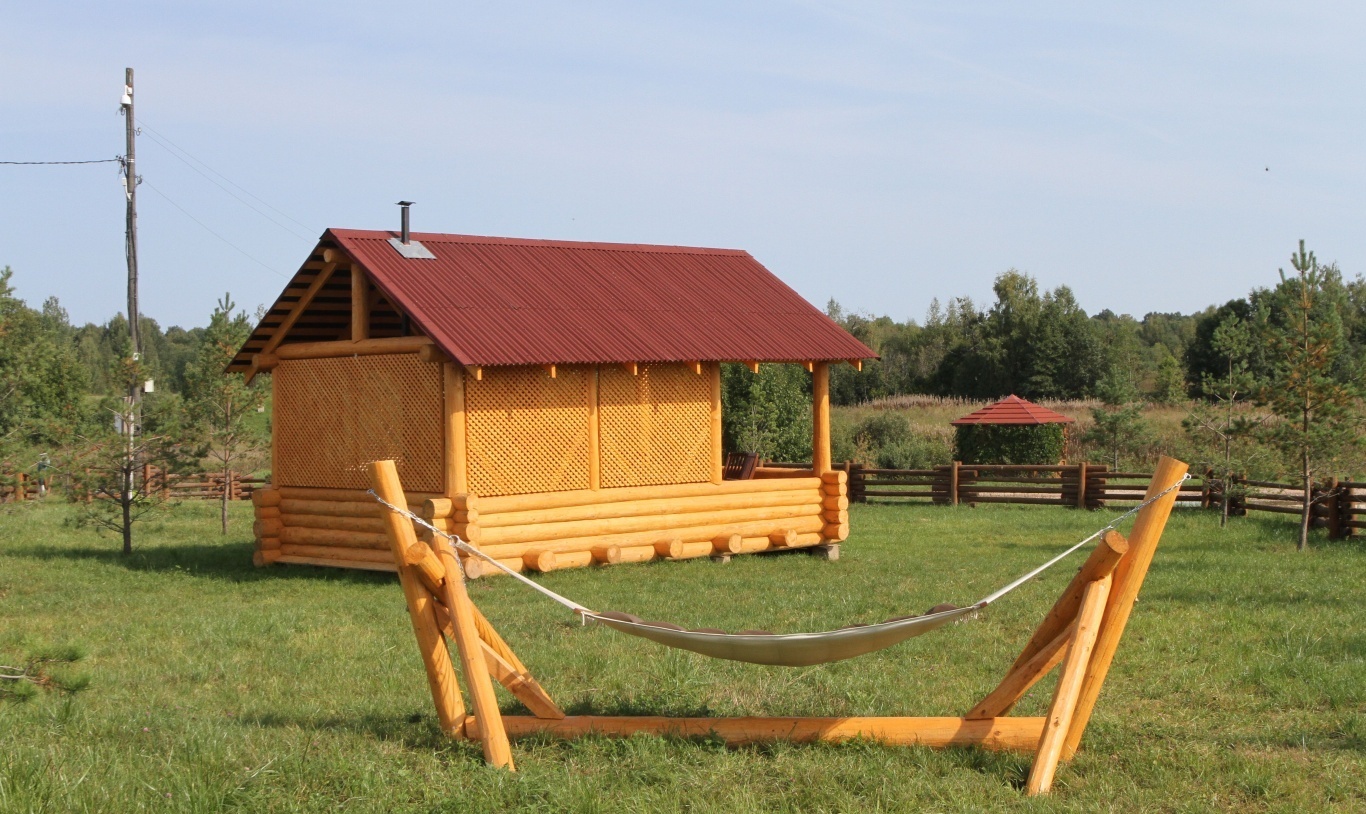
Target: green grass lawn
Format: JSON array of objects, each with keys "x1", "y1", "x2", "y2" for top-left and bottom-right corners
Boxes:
[{"x1": 1, "y1": 497, "x2": 1363, "y2": 812}]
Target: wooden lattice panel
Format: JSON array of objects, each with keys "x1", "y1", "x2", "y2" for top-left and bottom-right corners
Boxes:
[
  {"x1": 599, "y1": 363, "x2": 713, "y2": 488},
  {"x1": 273, "y1": 354, "x2": 444, "y2": 492},
  {"x1": 466, "y1": 366, "x2": 592, "y2": 497}
]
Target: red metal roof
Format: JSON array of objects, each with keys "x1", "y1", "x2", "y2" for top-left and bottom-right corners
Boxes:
[
  {"x1": 317, "y1": 229, "x2": 874, "y2": 367},
  {"x1": 949, "y1": 395, "x2": 1076, "y2": 426}
]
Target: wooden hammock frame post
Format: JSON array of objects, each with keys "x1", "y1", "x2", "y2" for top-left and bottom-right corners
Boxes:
[{"x1": 371, "y1": 456, "x2": 1188, "y2": 794}]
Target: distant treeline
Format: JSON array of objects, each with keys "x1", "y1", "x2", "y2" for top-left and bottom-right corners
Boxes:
[
  {"x1": 824, "y1": 266, "x2": 1366, "y2": 406},
  {"x1": 6, "y1": 254, "x2": 1366, "y2": 458}
]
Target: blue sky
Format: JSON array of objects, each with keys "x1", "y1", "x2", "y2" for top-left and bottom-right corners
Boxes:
[{"x1": 3, "y1": 2, "x2": 1363, "y2": 329}]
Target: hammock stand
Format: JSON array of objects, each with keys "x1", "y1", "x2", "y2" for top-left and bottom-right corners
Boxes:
[{"x1": 368, "y1": 456, "x2": 1189, "y2": 796}]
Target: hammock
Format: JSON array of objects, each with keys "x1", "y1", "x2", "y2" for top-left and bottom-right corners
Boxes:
[{"x1": 371, "y1": 478, "x2": 1185, "y2": 668}]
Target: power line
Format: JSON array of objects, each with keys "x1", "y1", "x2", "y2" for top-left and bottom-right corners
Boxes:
[
  {"x1": 136, "y1": 125, "x2": 314, "y2": 242},
  {"x1": 133, "y1": 118, "x2": 316, "y2": 239},
  {"x1": 140, "y1": 178, "x2": 290, "y2": 280},
  {"x1": 0, "y1": 158, "x2": 121, "y2": 165}
]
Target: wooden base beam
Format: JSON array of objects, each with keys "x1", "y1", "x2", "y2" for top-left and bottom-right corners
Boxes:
[{"x1": 470, "y1": 715, "x2": 1045, "y2": 751}]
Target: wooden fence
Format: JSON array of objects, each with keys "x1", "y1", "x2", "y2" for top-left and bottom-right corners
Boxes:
[
  {"x1": 839, "y1": 462, "x2": 1207, "y2": 510},
  {"x1": 0, "y1": 473, "x2": 38, "y2": 503},
  {"x1": 1211, "y1": 475, "x2": 1363, "y2": 540},
  {"x1": 763, "y1": 461, "x2": 1360, "y2": 540},
  {"x1": 1, "y1": 468, "x2": 267, "y2": 503},
  {"x1": 140, "y1": 466, "x2": 267, "y2": 502}
]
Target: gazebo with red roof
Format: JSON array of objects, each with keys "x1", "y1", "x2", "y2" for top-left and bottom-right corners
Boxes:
[
  {"x1": 231, "y1": 218, "x2": 875, "y2": 575},
  {"x1": 950, "y1": 395, "x2": 1074, "y2": 465}
]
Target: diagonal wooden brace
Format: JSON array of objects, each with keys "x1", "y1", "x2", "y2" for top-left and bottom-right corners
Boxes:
[
  {"x1": 967, "y1": 530, "x2": 1128, "y2": 719},
  {"x1": 432, "y1": 603, "x2": 565, "y2": 720},
  {"x1": 1009, "y1": 530, "x2": 1129, "y2": 673},
  {"x1": 966, "y1": 624, "x2": 1072, "y2": 719}
]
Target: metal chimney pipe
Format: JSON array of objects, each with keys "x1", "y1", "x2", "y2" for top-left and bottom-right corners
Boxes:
[{"x1": 396, "y1": 201, "x2": 414, "y2": 244}]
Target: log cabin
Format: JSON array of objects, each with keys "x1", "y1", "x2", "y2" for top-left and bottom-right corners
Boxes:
[{"x1": 228, "y1": 214, "x2": 875, "y2": 576}]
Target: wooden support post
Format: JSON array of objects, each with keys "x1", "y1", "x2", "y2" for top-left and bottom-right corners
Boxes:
[
  {"x1": 1075, "y1": 462, "x2": 1087, "y2": 509},
  {"x1": 950, "y1": 461, "x2": 960, "y2": 507},
  {"x1": 1060, "y1": 456, "x2": 1188, "y2": 759},
  {"x1": 710, "y1": 362, "x2": 723, "y2": 485},
  {"x1": 589, "y1": 366, "x2": 601, "y2": 490},
  {"x1": 367, "y1": 460, "x2": 467, "y2": 737},
  {"x1": 444, "y1": 364, "x2": 468, "y2": 496},
  {"x1": 1026, "y1": 574, "x2": 1112, "y2": 795},
  {"x1": 350, "y1": 266, "x2": 369, "y2": 341},
  {"x1": 812, "y1": 362, "x2": 831, "y2": 475},
  {"x1": 432, "y1": 534, "x2": 515, "y2": 770}
]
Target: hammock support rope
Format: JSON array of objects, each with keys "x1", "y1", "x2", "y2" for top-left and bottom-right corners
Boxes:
[{"x1": 364, "y1": 456, "x2": 1191, "y2": 795}]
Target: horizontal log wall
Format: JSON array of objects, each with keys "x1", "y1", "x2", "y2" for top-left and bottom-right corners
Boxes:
[
  {"x1": 251, "y1": 485, "x2": 431, "y2": 568},
  {"x1": 253, "y1": 476, "x2": 843, "y2": 575}
]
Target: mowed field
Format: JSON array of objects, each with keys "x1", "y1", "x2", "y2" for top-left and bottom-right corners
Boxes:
[{"x1": 1, "y1": 498, "x2": 1363, "y2": 813}]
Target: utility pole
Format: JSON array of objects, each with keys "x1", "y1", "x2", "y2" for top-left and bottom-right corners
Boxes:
[
  {"x1": 121, "y1": 67, "x2": 142, "y2": 373},
  {"x1": 118, "y1": 67, "x2": 142, "y2": 554}
]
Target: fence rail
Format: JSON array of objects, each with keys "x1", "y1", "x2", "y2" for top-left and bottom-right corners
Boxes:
[
  {"x1": 1, "y1": 468, "x2": 267, "y2": 504},
  {"x1": 762, "y1": 460, "x2": 1359, "y2": 541}
]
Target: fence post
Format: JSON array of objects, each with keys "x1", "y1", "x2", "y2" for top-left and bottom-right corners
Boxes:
[
  {"x1": 15, "y1": 473, "x2": 25, "y2": 502},
  {"x1": 1075, "y1": 462, "x2": 1087, "y2": 509},
  {"x1": 1088, "y1": 464, "x2": 1107, "y2": 510},
  {"x1": 1342, "y1": 484, "x2": 1354, "y2": 540},
  {"x1": 848, "y1": 463, "x2": 865, "y2": 503},
  {"x1": 1200, "y1": 468, "x2": 1213, "y2": 510},
  {"x1": 1229, "y1": 475, "x2": 1246, "y2": 516},
  {"x1": 1326, "y1": 477, "x2": 1342, "y2": 539},
  {"x1": 950, "y1": 460, "x2": 961, "y2": 507}
]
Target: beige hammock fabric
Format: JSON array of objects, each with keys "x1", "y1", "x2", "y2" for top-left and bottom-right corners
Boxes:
[{"x1": 586, "y1": 605, "x2": 980, "y2": 667}]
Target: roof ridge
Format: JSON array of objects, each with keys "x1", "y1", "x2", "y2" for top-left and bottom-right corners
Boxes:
[{"x1": 326, "y1": 228, "x2": 748, "y2": 256}]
